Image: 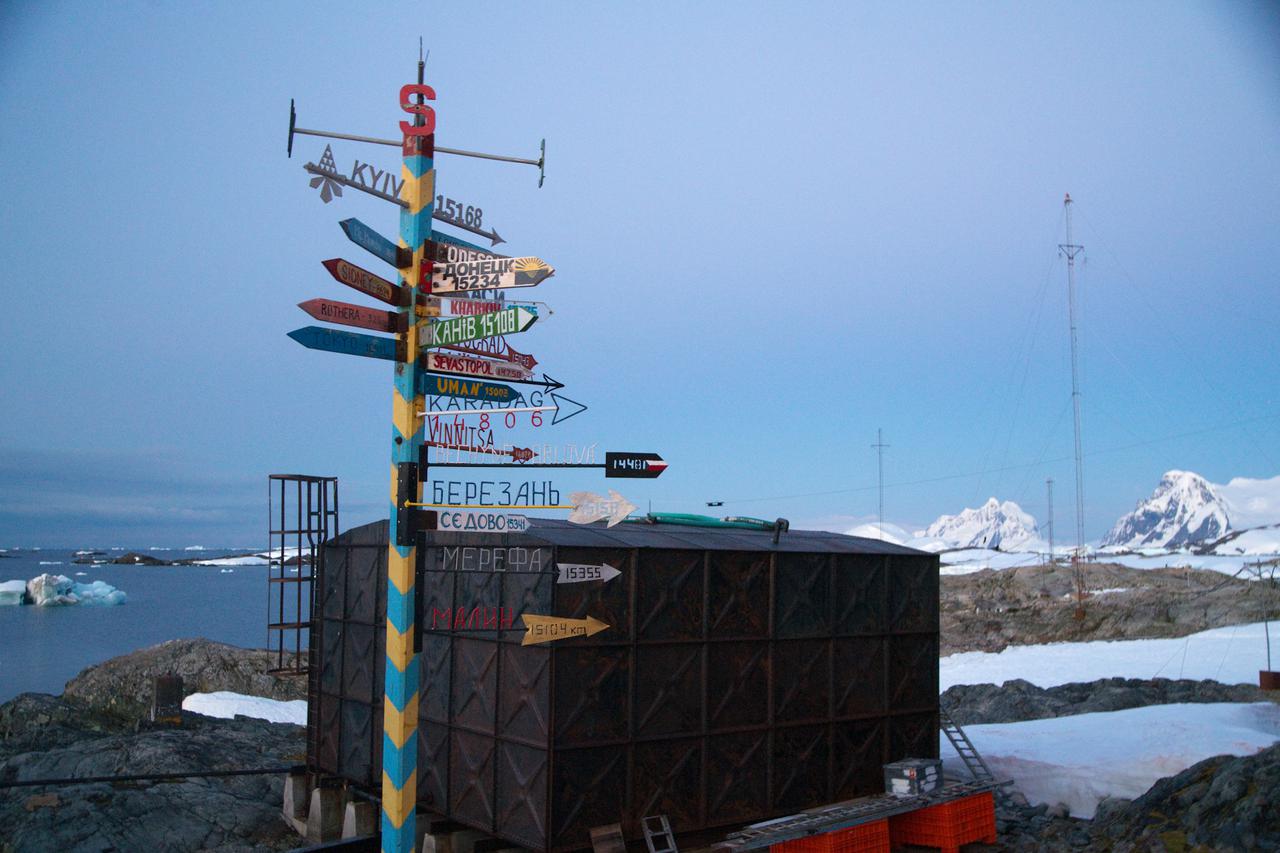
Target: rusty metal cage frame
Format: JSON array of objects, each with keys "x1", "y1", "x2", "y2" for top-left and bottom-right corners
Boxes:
[{"x1": 267, "y1": 474, "x2": 339, "y2": 677}]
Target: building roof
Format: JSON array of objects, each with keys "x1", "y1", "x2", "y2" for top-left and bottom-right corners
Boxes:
[{"x1": 427, "y1": 516, "x2": 930, "y2": 555}]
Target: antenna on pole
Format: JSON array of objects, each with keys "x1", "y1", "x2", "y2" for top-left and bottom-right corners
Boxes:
[
  {"x1": 872, "y1": 428, "x2": 890, "y2": 539},
  {"x1": 1059, "y1": 193, "x2": 1087, "y2": 618},
  {"x1": 1046, "y1": 478, "x2": 1055, "y2": 566}
]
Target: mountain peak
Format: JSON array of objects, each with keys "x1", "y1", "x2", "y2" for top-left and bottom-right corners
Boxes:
[
  {"x1": 919, "y1": 498, "x2": 1040, "y2": 550},
  {"x1": 1102, "y1": 469, "x2": 1229, "y2": 549}
]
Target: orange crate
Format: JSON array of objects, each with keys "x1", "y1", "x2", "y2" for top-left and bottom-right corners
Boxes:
[
  {"x1": 888, "y1": 792, "x2": 996, "y2": 853},
  {"x1": 770, "y1": 819, "x2": 890, "y2": 853}
]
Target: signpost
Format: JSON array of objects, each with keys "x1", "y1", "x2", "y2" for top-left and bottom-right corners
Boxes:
[
  {"x1": 430, "y1": 257, "x2": 554, "y2": 293},
  {"x1": 425, "y1": 441, "x2": 536, "y2": 462},
  {"x1": 420, "y1": 306, "x2": 538, "y2": 347},
  {"x1": 418, "y1": 374, "x2": 520, "y2": 404},
  {"x1": 568, "y1": 490, "x2": 637, "y2": 527},
  {"x1": 437, "y1": 510, "x2": 530, "y2": 534},
  {"x1": 520, "y1": 613, "x2": 610, "y2": 646},
  {"x1": 420, "y1": 392, "x2": 588, "y2": 425},
  {"x1": 284, "y1": 62, "x2": 663, "y2": 853},
  {"x1": 442, "y1": 341, "x2": 537, "y2": 370},
  {"x1": 287, "y1": 326, "x2": 400, "y2": 361},
  {"x1": 339, "y1": 217, "x2": 411, "y2": 269},
  {"x1": 557, "y1": 562, "x2": 622, "y2": 584},
  {"x1": 423, "y1": 351, "x2": 532, "y2": 382},
  {"x1": 431, "y1": 450, "x2": 667, "y2": 478},
  {"x1": 322, "y1": 258, "x2": 405, "y2": 306},
  {"x1": 298, "y1": 298, "x2": 397, "y2": 333}
]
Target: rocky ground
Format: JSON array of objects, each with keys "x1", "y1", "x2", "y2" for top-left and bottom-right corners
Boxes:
[
  {"x1": 61, "y1": 638, "x2": 305, "y2": 722},
  {"x1": 0, "y1": 640, "x2": 307, "y2": 852},
  {"x1": 942, "y1": 676, "x2": 1268, "y2": 726},
  {"x1": 941, "y1": 560, "x2": 1272, "y2": 655}
]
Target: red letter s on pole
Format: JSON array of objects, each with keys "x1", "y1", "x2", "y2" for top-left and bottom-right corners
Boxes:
[{"x1": 400, "y1": 84, "x2": 436, "y2": 136}]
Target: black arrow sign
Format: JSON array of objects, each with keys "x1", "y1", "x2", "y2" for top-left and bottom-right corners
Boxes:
[{"x1": 426, "y1": 451, "x2": 666, "y2": 479}]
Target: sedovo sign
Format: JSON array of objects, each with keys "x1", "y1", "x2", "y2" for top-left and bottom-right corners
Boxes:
[{"x1": 437, "y1": 510, "x2": 530, "y2": 534}]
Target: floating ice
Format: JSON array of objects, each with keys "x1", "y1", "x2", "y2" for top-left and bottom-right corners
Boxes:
[
  {"x1": 0, "y1": 580, "x2": 27, "y2": 606},
  {"x1": 22, "y1": 573, "x2": 126, "y2": 607}
]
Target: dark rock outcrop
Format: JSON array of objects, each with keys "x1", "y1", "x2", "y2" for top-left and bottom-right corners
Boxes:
[
  {"x1": 0, "y1": 693, "x2": 303, "y2": 852},
  {"x1": 942, "y1": 676, "x2": 1268, "y2": 726},
  {"x1": 110, "y1": 552, "x2": 168, "y2": 565},
  {"x1": 1089, "y1": 743, "x2": 1280, "y2": 852},
  {"x1": 63, "y1": 638, "x2": 305, "y2": 722}
]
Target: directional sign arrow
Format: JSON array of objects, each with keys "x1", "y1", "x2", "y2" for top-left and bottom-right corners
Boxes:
[
  {"x1": 424, "y1": 442, "x2": 536, "y2": 463},
  {"x1": 431, "y1": 232, "x2": 506, "y2": 262},
  {"x1": 339, "y1": 218, "x2": 411, "y2": 269},
  {"x1": 418, "y1": 374, "x2": 520, "y2": 404},
  {"x1": 556, "y1": 563, "x2": 622, "y2": 585},
  {"x1": 520, "y1": 613, "x2": 610, "y2": 646},
  {"x1": 442, "y1": 343, "x2": 537, "y2": 370},
  {"x1": 422, "y1": 351, "x2": 533, "y2": 382},
  {"x1": 308, "y1": 164, "x2": 508, "y2": 246},
  {"x1": 432, "y1": 449, "x2": 665, "y2": 477},
  {"x1": 433, "y1": 211, "x2": 505, "y2": 247},
  {"x1": 322, "y1": 258, "x2": 406, "y2": 306},
  {"x1": 287, "y1": 326, "x2": 400, "y2": 362},
  {"x1": 568, "y1": 490, "x2": 637, "y2": 528},
  {"x1": 431, "y1": 258, "x2": 554, "y2": 294},
  {"x1": 419, "y1": 393, "x2": 587, "y2": 426},
  {"x1": 298, "y1": 298, "x2": 397, "y2": 333},
  {"x1": 604, "y1": 452, "x2": 668, "y2": 479},
  {"x1": 437, "y1": 510, "x2": 530, "y2": 534},
  {"x1": 550, "y1": 392, "x2": 588, "y2": 425},
  {"x1": 421, "y1": 306, "x2": 538, "y2": 348}
]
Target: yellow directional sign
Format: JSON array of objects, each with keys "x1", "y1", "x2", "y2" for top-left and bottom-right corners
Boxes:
[{"x1": 520, "y1": 613, "x2": 610, "y2": 646}]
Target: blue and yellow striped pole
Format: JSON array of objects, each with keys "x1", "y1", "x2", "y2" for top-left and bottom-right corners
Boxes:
[{"x1": 383, "y1": 76, "x2": 436, "y2": 853}]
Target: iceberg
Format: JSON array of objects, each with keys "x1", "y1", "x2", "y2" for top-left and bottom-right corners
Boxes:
[
  {"x1": 0, "y1": 580, "x2": 27, "y2": 606},
  {"x1": 23, "y1": 573, "x2": 126, "y2": 607}
]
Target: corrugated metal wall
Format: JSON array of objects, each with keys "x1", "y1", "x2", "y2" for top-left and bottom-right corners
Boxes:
[{"x1": 311, "y1": 523, "x2": 939, "y2": 851}]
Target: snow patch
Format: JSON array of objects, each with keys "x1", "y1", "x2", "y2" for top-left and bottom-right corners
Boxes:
[
  {"x1": 182, "y1": 691, "x2": 306, "y2": 725},
  {"x1": 844, "y1": 522, "x2": 910, "y2": 545},
  {"x1": 943, "y1": 702, "x2": 1280, "y2": 818},
  {"x1": 941, "y1": 621, "x2": 1279, "y2": 691}
]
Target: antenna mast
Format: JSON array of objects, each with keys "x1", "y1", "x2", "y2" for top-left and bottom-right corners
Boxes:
[
  {"x1": 1059, "y1": 193, "x2": 1086, "y2": 616},
  {"x1": 872, "y1": 428, "x2": 890, "y2": 539},
  {"x1": 1045, "y1": 477, "x2": 1055, "y2": 566}
]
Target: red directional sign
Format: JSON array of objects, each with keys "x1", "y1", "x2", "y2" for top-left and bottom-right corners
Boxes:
[
  {"x1": 299, "y1": 298, "x2": 397, "y2": 333},
  {"x1": 423, "y1": 351, "x2": 532, "y2": 382},
  {"x1": 442, "y1": 342, "x2": 537, "y2": 371},
  {"x1": 322, "y1": 258, "x2": 405, "y2": 306}
]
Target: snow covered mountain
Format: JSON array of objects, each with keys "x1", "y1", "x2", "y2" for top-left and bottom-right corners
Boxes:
[
  {"x1": 917, "y1": 498, "x2": 1041, "y2": 550},
  {"x1": 1101, "y1": 470, "x2": 1230, "y2": 550}
]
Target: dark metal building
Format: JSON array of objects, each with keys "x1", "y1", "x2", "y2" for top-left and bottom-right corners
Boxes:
[{"x1": 309, "y1": 518, "x2": 939, "y2": 851}]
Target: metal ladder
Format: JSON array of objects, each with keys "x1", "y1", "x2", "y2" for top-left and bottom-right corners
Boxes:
[
  {"x1": 940, "y1": 705, "x2": 1021, "y2": 806},
  {"x1": 642, "y1": 815, "x2": 678, "y2": 853}
]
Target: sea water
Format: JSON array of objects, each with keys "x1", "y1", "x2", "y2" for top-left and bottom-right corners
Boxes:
[{"x1": 0, "y1": 548, "x2": 273, "y2": 702}]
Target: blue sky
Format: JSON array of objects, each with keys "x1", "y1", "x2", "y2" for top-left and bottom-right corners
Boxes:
[{"x1": 1, "y1": 1, "x2": 1277, "y2": 546}]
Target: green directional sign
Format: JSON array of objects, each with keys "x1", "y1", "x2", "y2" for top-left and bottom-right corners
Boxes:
[{"x1": 421, "y1": 306, "x2": 537, "y2": 348}]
